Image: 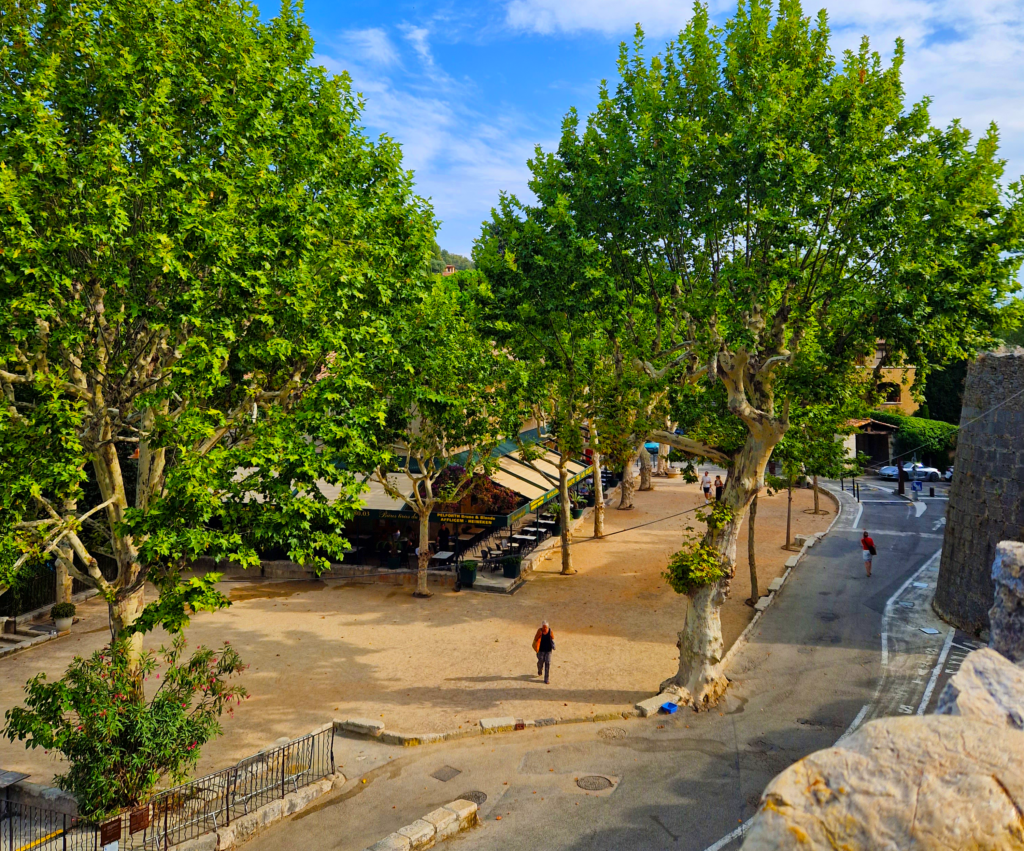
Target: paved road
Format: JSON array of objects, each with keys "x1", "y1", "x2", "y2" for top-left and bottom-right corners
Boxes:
[{"x1": 247, "y1": 483, "x2": 952, "y2": 851}]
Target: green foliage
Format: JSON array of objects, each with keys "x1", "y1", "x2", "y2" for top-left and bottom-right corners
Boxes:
[
  {"x1": 664, "y1": 541, "x2": 729, "y2": 596},
  {"x1": 923, "y1": 360, "x2": 968, "y2": 424},
  {"x1": 3, "y1": 634, "x2": 246, "y2": 818},
  {"x1": 429, "y1": 242, "x2": 475, "y2": 273},
  {"x1": 0, "y1": 0, "x2": 435, "y2": 634},
  {"x1": 870, "y1": 410, "x2": 958, "y2": 464},
  {"x1": 50, "y1": 602, "x2": 76, "y2": 619}
]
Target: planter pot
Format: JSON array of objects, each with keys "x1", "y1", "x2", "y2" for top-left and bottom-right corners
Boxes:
[
  {"x1": 458, "y1": 563, "x2": 477, "y2": 588},
  {"x1": 54, "y1": 617, "x2": 73, "y2": 632},
  {"x1": 386, "y1": 555, "x2": 403, "y2": 569},
  {"x1": 502, "y1": 558, "x2": 522, "y2": 579},
  {"x1": 571, "y1": 507, "x2": 585, "y2": 519},
  {"x1": 666, "y1": 469, "x2": 680, "y2": 478}
]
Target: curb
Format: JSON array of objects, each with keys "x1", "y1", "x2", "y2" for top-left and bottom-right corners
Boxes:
[{"x1": 362, "y1": 798, "x2": 479, "y2": 851}]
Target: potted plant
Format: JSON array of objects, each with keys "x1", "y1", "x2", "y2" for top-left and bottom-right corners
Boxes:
[
  {"x1": 385, "y1": 536, "x2": 403, "y2": 569},
  {"x1": 502, "y1": 556, "x2": 522, "y2": 580},
  {"x1": 458, "y1": 560, "x2": 477, "y2": 588},
  {"x1": 51, "y1": 602, "x2": 76, "y2": 632},
  {"x1": 570, "y1": 494, "x2": 586, "y2": 519}
]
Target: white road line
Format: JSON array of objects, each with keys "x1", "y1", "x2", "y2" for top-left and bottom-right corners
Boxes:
[
  {"x1": 836, "y1": 703, "x2": 871, "y2": 744},
  {"x1": 703, "y1": 820, "x2": 752, "y2": 851},
  {"x1": 917, "y1": 627, "x2": 956, "y2": 714},
  {"x1": 852, "y1": 503, "x2": 863, "y2": 529},
  {"x1": 914, "y1": 502, "x2": 927, "y2": 518},
  {"x1": 881, "y1": 549, "x2": 942, "y2": 667}
]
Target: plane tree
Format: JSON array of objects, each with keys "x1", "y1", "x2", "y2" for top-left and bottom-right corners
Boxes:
[
  {"x1": 0, "y1": 0, "x2": 435, "y2": 651},
  {"x1": 524, "y1": 0, "x2": 1023, "y2": 707}
]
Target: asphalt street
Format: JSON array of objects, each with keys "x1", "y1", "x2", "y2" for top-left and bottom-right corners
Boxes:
[{"x1": 246, "y1": 481, "x2": 954, "y2": 851}]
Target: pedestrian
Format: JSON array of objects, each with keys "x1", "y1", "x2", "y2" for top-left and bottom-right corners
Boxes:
[
  {"x1": 701, "y1": 471, "x2": 712, "y2": 502},
  {"x1": 861, "y1": 530, "x2": 876, "y2": 577},
  {"x1": 532, "y1": 620, "x2": 555, "y2": 684},
  {"x1": 437, "y1": 523, "x2": 450, "y2": 551},
  {"x1": 714, "y1": 475, "x2": 724, "y2": 502}
]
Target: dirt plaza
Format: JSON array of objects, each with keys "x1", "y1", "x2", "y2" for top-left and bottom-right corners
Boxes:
[{"x1": 0, "y1": 474, "x2": 834, "y2": 782}]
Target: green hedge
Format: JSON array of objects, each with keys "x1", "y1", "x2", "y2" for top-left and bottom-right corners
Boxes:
[{"x1": 870, "y1": 411, "x2": 958, "y2": 465}]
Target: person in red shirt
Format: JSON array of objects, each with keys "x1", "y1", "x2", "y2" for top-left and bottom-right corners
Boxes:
[{"x1": 861, "y1": 530, "x2": 876, "y2": 577}]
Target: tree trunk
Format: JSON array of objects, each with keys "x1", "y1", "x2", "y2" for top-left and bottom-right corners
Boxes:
[
  {"x1": 592, "y1": 450, "x2": 605, "y2": 539},
  {"x1": 414, "y1": 508, "x2": 433, "y2": 598},
  {"x1": 618, "y1": 450, "x2": 638, "y2": 509},
  {"x1": 812, "y1": 473, "x2": 823, "y2": 514},
  {"x1": 558, "y1": 453, "x2": 576, "y2": 575},
  {"x1": 110, "y1": 585, "x2": 146, "y2": 661},
  {"x1": 747, "y1": 493, "x2": 759, "y2": 603},
  {"x1": 662, "y1": 427, "x2": 780, "y2": 709},
  {"x1": 639, "y1": 446, "x2": 653, "y2": 491},
  {"x1": 785, "y1": 476, "x2": 794, "y2": 549}
]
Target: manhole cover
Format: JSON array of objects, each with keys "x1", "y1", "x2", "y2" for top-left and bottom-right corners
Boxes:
[
  {"x1": 598, "y1": 727, "x2": 627, "y2": 740},
  {"x1": 577, "y1": 775, "x2": 613, "y2": 791},
  {"x1": 459, "y1": 791, "x2": 487, "y2": 806},
  {"x1": 431, "y1": 766, "x2": 462, "y2": 783}
]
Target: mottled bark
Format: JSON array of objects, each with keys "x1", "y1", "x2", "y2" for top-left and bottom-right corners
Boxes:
[
  {"x1": 618, "y1": 450, "x2": 638, "y2": 510},
  {"x1": 747, "y1": 493, "x2": 759, "y2": 603},
  {"x1": 592, "y1": 451, "x2": 605, "y2": 538},
  {"x1": 110, "y1": 585, "x2": 146, "y2": 661},
  {"x1": 415, "y1": 508, "x2": 433, "y2": 597},
  {"x1": 558, "y1": 452, "x2": 576, "y2": 575},
  {"x1": 785, "y1": 477, "x2": 795, "y2": 549},
  {"x1": 639, "y1": 446, "x2": 653, "y2": 491}
]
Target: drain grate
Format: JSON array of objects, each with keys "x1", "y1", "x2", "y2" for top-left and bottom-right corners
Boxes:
[
  {"x1": 431, "y1": 766, "x2": 462, "y2": 783},
  {"x1": 598, "y1": 727, "x2": 627, "y2": 740},
  {"x1": 459, "y1": 791, "x2": 487, "y2": 806},
  {"x1": 577, "y1": 775, "x2": 613, "y2": 791}
]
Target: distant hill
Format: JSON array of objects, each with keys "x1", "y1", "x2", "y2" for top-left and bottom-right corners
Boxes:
[{"x1": 429, "y1": 241, "x2": 474, "y2": 274}]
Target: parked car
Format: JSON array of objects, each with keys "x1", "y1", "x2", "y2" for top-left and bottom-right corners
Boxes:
[{"x1": 878, "y1": 462, "x2": 942, "y2": 482}]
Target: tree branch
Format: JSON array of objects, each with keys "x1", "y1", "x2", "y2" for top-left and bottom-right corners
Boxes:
[{"x1": 649, "y1": 430, "x2": 731, "y2": 466}]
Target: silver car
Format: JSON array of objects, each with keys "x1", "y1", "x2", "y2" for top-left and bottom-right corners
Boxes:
[{"x1": 878, "y1": 462, "x2": 942, "y2": 482}]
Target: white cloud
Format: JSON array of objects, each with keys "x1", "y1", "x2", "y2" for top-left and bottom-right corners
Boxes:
[
  {"x1": 504, "y1": 0, "x2": 703, "y2": 37},
  {"x1": 313, "y1": 34, "x2": 545, "y2": 256},
  {"x1": 335, "y1": 27, "x2": 400, "y2": 67}
]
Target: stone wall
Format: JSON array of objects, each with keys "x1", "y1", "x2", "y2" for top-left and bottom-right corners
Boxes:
[{"x1": 934, "y1": 350, "x2": 1024, "y2": 634}]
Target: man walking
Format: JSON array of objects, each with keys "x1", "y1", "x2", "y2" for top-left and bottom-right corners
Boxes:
[
  {"x1": 861, "y1": 530, "x2": 876, "y2": 577},
  {"x1": 701, "y1": 471, "x2": 712, "y2": 503},
  {"x1": 532, "y1": 621, "x2": 555, "y2": 684}
]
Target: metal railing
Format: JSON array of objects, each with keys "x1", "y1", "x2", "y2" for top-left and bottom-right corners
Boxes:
[{"x1": 2, "y1": 726, "x2": 335, "y2": 851}]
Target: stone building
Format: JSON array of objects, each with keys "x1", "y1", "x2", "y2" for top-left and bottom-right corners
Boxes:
[{"x1": 934, "y1": 350, "x2": 1024, "y2": 634}]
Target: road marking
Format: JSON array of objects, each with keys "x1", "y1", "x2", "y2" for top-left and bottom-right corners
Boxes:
[
  {"x1": 881, "y1": 550, "x2": 942, "y2": 667},
  {"x1": 914, "y1": 502, "x2": 927, "y2": 518},
  {"x1": 932, "y1": 517, "x2": 947, "y2": 531},
  {"x1": 917, "y1": 628, "x2": 956, "y2": 714},
  {"x1": 703, "y1": 820, "x2": 752, "y2": 851},
  {"x1": 852, "y1": 503, "x2": 863, "y2": 529},
  {"x1": 836, "y1": 704, "x2": 870, "y2": 744}
]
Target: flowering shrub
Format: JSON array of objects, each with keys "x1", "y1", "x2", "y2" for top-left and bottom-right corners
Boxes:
[
  {"x1": 427, "y1": 465, "x2": 523, "y2": 514},
  {"x1": 3, "y1": 633, "x2": 246, "y2": 818}
]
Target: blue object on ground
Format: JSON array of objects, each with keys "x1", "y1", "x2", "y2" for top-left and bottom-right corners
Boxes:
[{"x1": 659, "y1": 702, "x2": 678, "y2": 714}]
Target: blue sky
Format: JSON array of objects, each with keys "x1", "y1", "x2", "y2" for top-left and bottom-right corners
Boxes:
[{"x1": 254, "y1": 0, "x2": 1024, "y2": 257}]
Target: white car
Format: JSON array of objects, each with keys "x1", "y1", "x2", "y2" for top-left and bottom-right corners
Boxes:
[{"x1": 878, "y1": 462, "x2": 942, "y2": 482}]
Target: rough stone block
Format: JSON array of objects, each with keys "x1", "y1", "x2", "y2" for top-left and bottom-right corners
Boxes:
[
  {"x1": 422, "y1": 807, "x2": 458, "y2": 840},
  {"x1": 990, "y1": 541, "x2": 1024, "y2": 664},
  {"x1": 936, "y1": 647, "x2": 1024, "y2": 729},
  {"x1": 366, "y1": 833, "x2": 412, "y2": 851},
  {"x1": 754, "y1": 593, "x2": 774, "y2": 612},
  {"x1": 338, "y1": 718, "x2": 385, "y2": 737},
  {"x1": 443, "y1": 799, "x2": 478, "y2": 830},
  {"x1": 741, "y1": 716, "x2": 1024, "y2": 851},
  {"x1": 171, "y1": 833, "x2": 218, "y2": 851},
  {"x1": 479, "y1": 716, "x2": 516, "y2": 732},
  {"x1": 794, "y1": 534, "x2": 812, "y2": 547},
  {"x1": 767, "y1": 577, "x2": 784, "y2": 593},
  {"x1": 635, "y1": 692, "x2": 679, "y2": 718},
  {"x1": 397, "y1": 819, "x2": 436, "y2": 848},
  {"x1": 784, "y1": 555, "x2": 800, "y2": 569}
]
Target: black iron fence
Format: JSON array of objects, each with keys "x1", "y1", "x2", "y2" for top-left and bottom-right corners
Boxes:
[
  {"x1": 0, "y1": 563, "x2": 92, "y2": 620},
  {"x1": 1, "y1": 726, "x2": 335, "y2": 851}
]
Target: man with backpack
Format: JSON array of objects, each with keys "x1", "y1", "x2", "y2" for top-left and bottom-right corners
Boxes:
[{"x1": 532, "y1": 621, "x2": 555, "y2": 684}]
